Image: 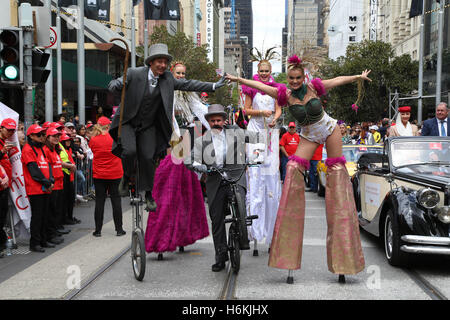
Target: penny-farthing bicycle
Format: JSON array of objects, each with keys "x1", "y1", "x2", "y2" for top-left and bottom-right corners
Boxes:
[{"x1": 109, "y1": 37, "x2": 146, "y2": 281}]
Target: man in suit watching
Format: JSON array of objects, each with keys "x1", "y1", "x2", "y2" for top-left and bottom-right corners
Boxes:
[
  {"x1": 421, "y1": 102, "x2": 449, "y2": 137},
  {"x1": 185, "y1": 104, "x2": 255, "y2": 272},
  {"x1": 108, "y1": 43, "x2": 226, "y2": 211}
]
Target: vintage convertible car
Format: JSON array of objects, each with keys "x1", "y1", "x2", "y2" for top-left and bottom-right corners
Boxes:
[
  {"x1": 352, "y1": 137, "x2": 450, "y2": 266},
  {"x1": 316, "y1": 145, "x2": 383, "y2": 197}
]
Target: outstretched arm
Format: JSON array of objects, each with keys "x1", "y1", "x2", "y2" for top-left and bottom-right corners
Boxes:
[
  {"x1": 322, "y1": 69, "x2": 372, "y2": 91},
  {"x1": 226, "y1": 74, "x2": 279, "y2": 100}
]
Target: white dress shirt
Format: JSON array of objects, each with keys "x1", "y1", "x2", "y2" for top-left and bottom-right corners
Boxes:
[
  {"x1": 148, "y1": 68, "x2": 159, "y2": 88},
  {"x1": 211, "y1": 129, "x2": 227, "y2": 167}
]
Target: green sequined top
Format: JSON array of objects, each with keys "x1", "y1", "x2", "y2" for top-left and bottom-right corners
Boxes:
[{"x1": 289, "y1": 84, "x2": 324, "y2": 126}]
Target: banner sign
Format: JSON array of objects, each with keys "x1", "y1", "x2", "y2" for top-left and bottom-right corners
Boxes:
[
  {"x1": 58, "y1": 0, "x2": 111, "y2": 21},
  {"x1": 206, "y1": 0, "x2": 214, "y2": 62},
  {"x1": 144, "y1": 0, "x2": 181, "y2": 20},
  {"x1": 0, "y1": 103, "x2": 31, "y2": 231}
]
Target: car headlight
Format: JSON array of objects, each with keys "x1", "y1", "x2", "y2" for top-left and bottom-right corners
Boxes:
[
  {"x1": 438, "y1": 206, "x2": 450, "y2": 224},
  {"x1": 416, "y1": 188, "x2": 440, "y2": 209}
]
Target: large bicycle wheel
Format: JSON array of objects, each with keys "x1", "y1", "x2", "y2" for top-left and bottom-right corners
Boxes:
[
  {"x1": 131, "y1": 228, "x2": 146, "y2": 281},
  {"x1": 228, "y1": 224, "x2": 240, "y2": 274},
  {"x1": 234, "y1": 188, "x2": 250, "y2": 250}
]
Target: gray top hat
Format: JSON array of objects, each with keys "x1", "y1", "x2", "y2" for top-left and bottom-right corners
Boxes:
[
  {"x1": 145, "y1": 43, "x2": 173, "y2": 66},
  {"x1": 204, "y1": 104, "x2": 228, "y2": 120}
]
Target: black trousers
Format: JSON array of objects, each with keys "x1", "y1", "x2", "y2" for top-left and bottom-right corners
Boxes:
[
  {"x1": 121, "y1": 124, "x2": 157, "y2": 193},
  {"x1": 29, "y1": 194, "x2": 50, "y2": 247},
  {"x1": 0, "y1": 189, "x2": 9, "y2": 248},
  {"x1": 209, "y1": 184, "x2": 248, "y2": 263},
  {"x1": 48, "y1": 189, "x2": 64, "y2": 236},
  {"x1": 63, "y1": 174, "x2": 75, "y2": 221},
  {"x1": 93, "y1": 178, "x2": 123, "y2": 232}
]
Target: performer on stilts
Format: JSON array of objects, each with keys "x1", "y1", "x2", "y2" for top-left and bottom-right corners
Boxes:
[
  {"x1": 226, "y1": 55, "x2": 370, "y2": 283},
  {"x1": 241, "y1": 48, "x2": 282, "y2": 256}
]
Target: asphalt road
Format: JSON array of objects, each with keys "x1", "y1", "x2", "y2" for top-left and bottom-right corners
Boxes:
[{"x1": 73, "y1": 192, "x2": 450, "y2": 300}]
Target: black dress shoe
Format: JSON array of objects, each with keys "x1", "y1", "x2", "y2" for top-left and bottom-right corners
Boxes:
[
  {"x1": 118, "y1": 176, "x2": 130, "y2": 197},
  {"x1": 57, "y1": 228, "x2": 71, "y2": 234},
  {"x1": 211, "y1": 261, "x2": 226, "y2": 272},
  {"x1": 157, "y1": 253, "x2": 163, "y2": 260},
  {"x1": 63, "y1": 219, "x2": 76, "y2": 225},
  {"x1": 73, "y1": 217, "x2": 82, "y2": 224},
  {"x1": 145, "y1": 193, "x2": 157, "y2": 212},
  {"x1": 92, "y1": 231, "x2": 101, "y2": 237},
  {"x1": 41, "y1": 242, "x2": 55, "y2": 248},
  {"x1": 116, "y1": 230, "x2": 126, "y2": 237},
  {"x1": 30, "y1": 245, "x2": 45, "y2": 253},
  {"x1": 48, "y1": 237, "x2": 64, "y2": 245}
]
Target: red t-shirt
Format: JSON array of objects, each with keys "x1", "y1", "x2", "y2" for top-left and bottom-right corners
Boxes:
[
  {"x1": 280, "y1": 132, "x2": 301, "y2": 156},
  {"x1": 0, "y1": 138, "x2": 12, "y2": 185},
  {"x1": 312, "y1": 144, "x2": 324, "y2": 161},
  {"x1": 44, "y1": 145, "x2": 64, "y2": 190},
  {"x1": 89, "y1": 133, "x2": 123, "y2": 180},
  {"x1": 21, "y1": 143, "x2": 51, "y2": 195}
]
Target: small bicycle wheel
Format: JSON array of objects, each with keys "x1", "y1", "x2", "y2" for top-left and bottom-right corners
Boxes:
[
  {"x1": 131, "y1": 228, "x2": 146, "y2": 281},
  {"x1": 228, "y1": 224, "x2": 240, "y2": 274}
]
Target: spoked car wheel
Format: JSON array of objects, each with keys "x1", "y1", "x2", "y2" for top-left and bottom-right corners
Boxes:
[
  {"x1": 384, "y1": 210, "x2": 406, "y2": 267},
  {"x1": 228, "y1": 224, "x2": 240, "y2": 274},
  {"x1": 131, "y1": 228, "x2": 146, "y2": 281}
]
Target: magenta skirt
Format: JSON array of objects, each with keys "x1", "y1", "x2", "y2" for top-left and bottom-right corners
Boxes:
[{"x1": 144, "y1": 155, "x2": 209, "y2": 253}]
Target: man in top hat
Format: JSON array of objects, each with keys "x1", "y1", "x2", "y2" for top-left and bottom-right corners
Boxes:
[
  {"x1": 185, "y1": 104, "x2": 255, "y2": 272},
  {"x1": 421, "y1": 102, "x2": 450, "y2": 137},
  {"x1": 108, "y1": 43, "x2": 227, "y2": 211}
]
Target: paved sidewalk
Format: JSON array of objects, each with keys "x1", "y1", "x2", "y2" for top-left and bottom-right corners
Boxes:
[{"x1": 0, "y1": 198, "x2": 132, "y2": 298}]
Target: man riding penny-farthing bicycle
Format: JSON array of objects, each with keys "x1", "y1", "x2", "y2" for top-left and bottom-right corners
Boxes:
[{"x1": 107, "y1": 43, "x2": 227, "y2": 281}]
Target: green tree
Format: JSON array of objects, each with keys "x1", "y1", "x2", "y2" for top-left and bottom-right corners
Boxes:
[
  {"x1": 320, "y1": 40, "x2": 419, "y2": 124},
  {"x1": 137, "y1": 26, "x2": 237, "y2": 107}
]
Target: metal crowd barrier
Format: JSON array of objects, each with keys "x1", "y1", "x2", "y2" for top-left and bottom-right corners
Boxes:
[{"x1": 74, "y1": 157, "x2": 95, "y2": 201}]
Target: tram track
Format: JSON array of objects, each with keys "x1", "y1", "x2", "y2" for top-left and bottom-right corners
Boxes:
[
  {"x1": 64, "y1": 245, "x2": 131, "y2": 300},
  {"x1": 404, "y1": 268, "x2": 448, "y2": 300},
  {"x1": 219, "y1": 261, "x2": 239, "y2": 300}
]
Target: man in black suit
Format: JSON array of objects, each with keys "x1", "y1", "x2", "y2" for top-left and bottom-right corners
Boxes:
[
  {"x1": 108, "y1": 43, "x2": 226, "y2": 211},
  {"x1": 421, "y1": 102, "x2": 449, "y2": 136},
  {"x1": 185, "y1": 104, "x2": 256, "y2": 272}
]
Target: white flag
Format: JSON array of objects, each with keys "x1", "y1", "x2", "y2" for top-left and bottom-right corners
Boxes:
[{"x1": 0, "y1": 103, "x2": 31, "y2": 232}]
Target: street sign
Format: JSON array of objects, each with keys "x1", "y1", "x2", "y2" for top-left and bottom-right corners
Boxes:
[{"x1": 30, "y1": 6, "x2": 51, "y2": 47}]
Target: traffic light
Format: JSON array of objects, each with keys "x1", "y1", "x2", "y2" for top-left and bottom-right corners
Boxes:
[
  {"x1": 0, "y1": 27, "x2": 23, "y2": 84},
  {"x1": 32, "y1": 49, "x2": 51, "y2": 84}
]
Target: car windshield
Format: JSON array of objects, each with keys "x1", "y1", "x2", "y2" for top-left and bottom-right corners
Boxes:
[
  {"x1": 322, "y1": 146, "x2": 382, "y2": 162},
  {"x1": 391, "y1": 140, "x2": 450, "y2": 168}
]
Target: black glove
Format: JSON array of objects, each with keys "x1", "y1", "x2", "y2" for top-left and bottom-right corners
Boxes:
[{"x1": 214, "y1": 73, "x2": 228, "y2": 90}]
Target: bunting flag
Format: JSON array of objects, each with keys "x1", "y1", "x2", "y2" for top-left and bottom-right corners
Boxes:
[
  {"x1": 144, "y1": 0, "x2": 181, "y2": 20},
  {"x1": 58, "y1": 0, "x2": 111, "y2": 21},
  {"x1": 409, "y1": 0, "x2": 423, "y2": 18}
]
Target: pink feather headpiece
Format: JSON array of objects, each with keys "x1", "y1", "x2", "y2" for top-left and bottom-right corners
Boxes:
[{"x1": 288, "y1": 55, "x2": 302, "y2": 66}]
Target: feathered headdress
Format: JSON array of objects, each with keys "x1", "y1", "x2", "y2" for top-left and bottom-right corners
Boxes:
[
  {"x1": 287, "y1": 54, "x2": 307, "y2": 70},
  {"x1": 249, "y1": 47, "x2": 280, "y2": 64}
]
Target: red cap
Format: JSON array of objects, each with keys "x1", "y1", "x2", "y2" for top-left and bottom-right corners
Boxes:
[
  {"x1": 201, "y1": 92, "x2": 208, "y2": 97},
  {"x1": 46, "y1": 127, "x2": 61, "y2": 137},
  {"x1": 26, "y1": 124, "x2": 45, "y2": 136},
  {"x1": 97, "y1": 116, "x2": 111, "y2": 126},
  {"x1": 42, "y1": 121, "x2": 52, "y2": 129},
  {"x1": 1, "y1": 118, "x2": 17, "y2": 130},
  {"x1": 60, "y1": 133, "x2": 71, "y2": 141},
  {"x1": 399, "y1": 106, "x2": 411, "y2": 113},
  {"x1": 288, "y1": 122, "x2": 296, "y2": 128},
  {"x1": 86, "y1": 123, "x2": 93, "y2": 129},
  {"x1": 50, "y1": 122, "x2": 64, "y2": 129}
]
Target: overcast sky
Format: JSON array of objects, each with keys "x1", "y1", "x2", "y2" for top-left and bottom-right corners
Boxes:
[{"x1": 251, "y1": 0, "x2": 285, "y2": 74}]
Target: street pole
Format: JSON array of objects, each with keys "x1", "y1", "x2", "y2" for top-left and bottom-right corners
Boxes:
[
  {"x1": 144, "y1": 20, "x2": 148, "y2": 60},
  {"x1": 435, "y1": 0, "x2": 444, "y2": 106},
  {"x1": 417, "y1": 0, "x2": 425, "y2": 124},
  {"x1": 23, "y1": 28, "x2": 34, "y2": 131},
  {"x1": 131, "y1": 3, "x2": 136, "y2": 68},
  {"x1": 77, "y1": 0, "x2": 85, "y2": 124},
  {"x1": 45, "y1": 0, "x2": 53, "y2": 122},
  {"x1": 57, "y1": 5, "x2": 63, "y2": 115}
]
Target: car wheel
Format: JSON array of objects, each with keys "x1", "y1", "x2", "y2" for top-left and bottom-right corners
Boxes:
[
  {"x1": 317, "y1": 178, "x2": 325, "y2": 197},
  {"x1": 383, "y1": 209, "x2": 406, "y2": 267}
]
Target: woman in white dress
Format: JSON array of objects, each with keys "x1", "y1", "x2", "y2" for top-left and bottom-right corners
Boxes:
[{"x1": 242, "y1": 51, "x2": 282, "y2": 255}]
